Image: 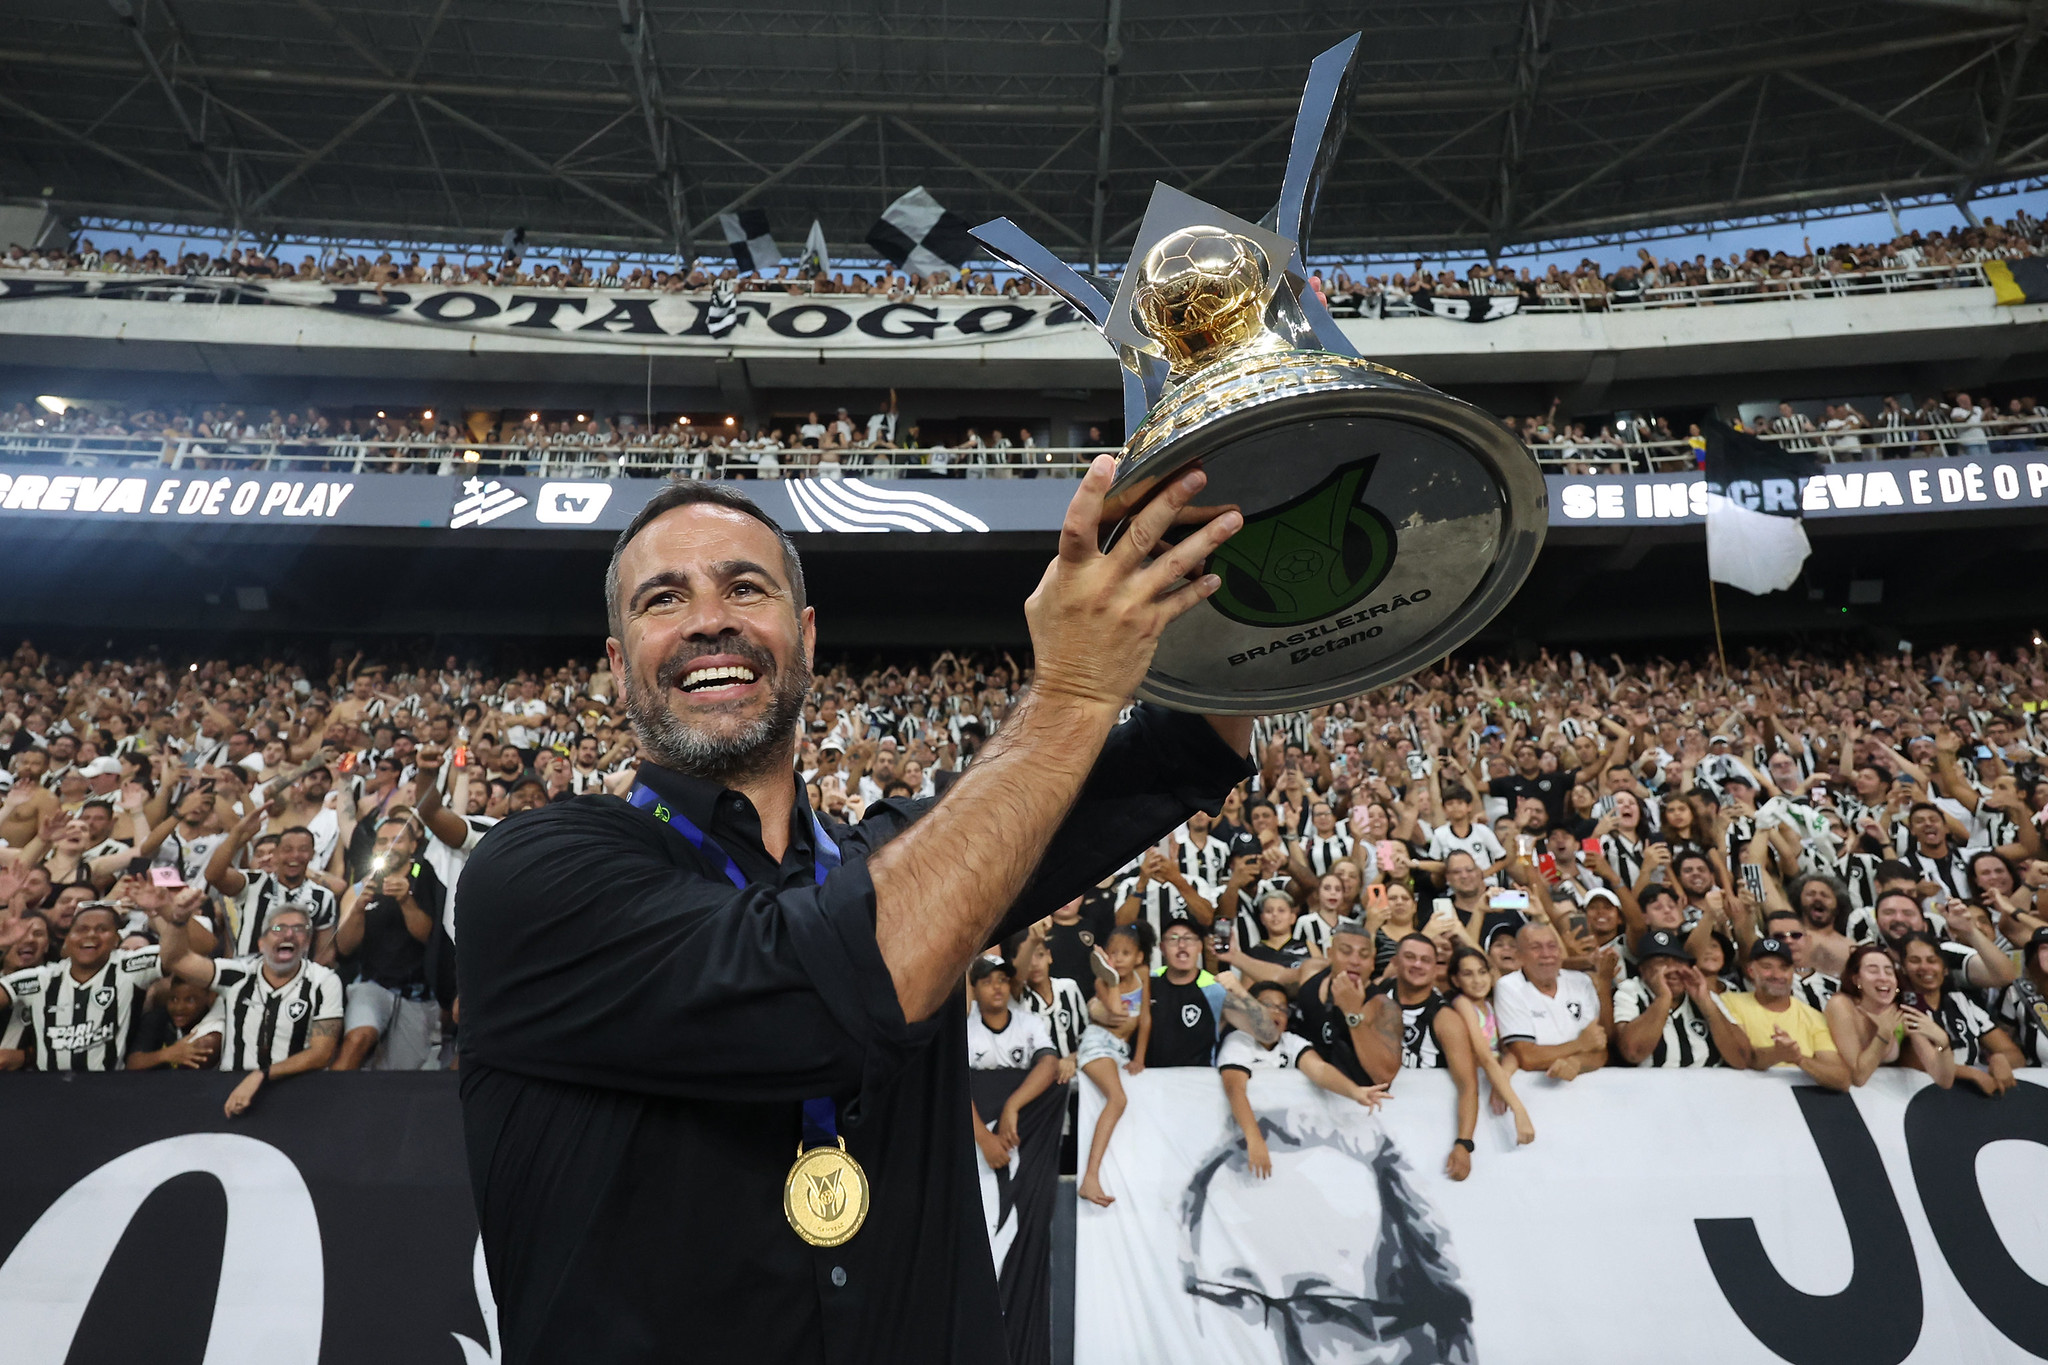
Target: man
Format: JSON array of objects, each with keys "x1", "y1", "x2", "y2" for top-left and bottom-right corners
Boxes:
[
  {"x1": 1866, "y1": 888, "x2": 2015, "y2": 992},
  {"x1": 205, "y1": 799, "x2": 341, "y2": 963},
  {"x1": 0, "y1": 902, "x2": 163, "y2": 1070},
  {"x1": 1489, "y1": 741, "x2": 1568, "y2": 827},
  {"x1": 1705, "y1": 935, "x2": 1850, "y2": 1089},
  {"x1": 1760, "y1": 908, "x2": 1837, "y2": 1011},
  {"x1": 1611, "y1": 929, "x2": 1723, "y2": 1068},
  {"x1": 159, "y1": 900, "x2": 343, "y2": 1116},
  {"x1": 1115, "y1": 845, "x2": 1218, "y2": 963},
  {"x1": 455, "y1": 466, "x2": 1249, "y2": 1364},
  {"x1": 1672, "y1": 850, "x2": 1721, "y2": 928},
  {"x1": 1146, "y1": 923, "x2": 1238, "y2": 1068},
  {"x1": 333, "y1": 816, "x2": 441, "y2": 1070},
  {"x1": 1787, "y1": 872, "x2": 1854, "y2": 976},
  {"x1": 1369, "y1": 933, "x2": 1481, "y2": 1178},
  {"x1": 1495, "y1": 922, "x2": 1609, "y2": 1081},
  {"x1": 1899, "y1": 802, "x2": 1974, "y2": 898},
  {"x1": 1038, "y1": 892, "x2": 1114, "y2": 990},
  {"x1": 1290, "y1": 921, "x2": 1405, "y2": 1089}
]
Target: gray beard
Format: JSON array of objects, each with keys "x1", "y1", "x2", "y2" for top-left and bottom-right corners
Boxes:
[{"x1": 622, "y1": 641, "x2": 811, "y2": 788}]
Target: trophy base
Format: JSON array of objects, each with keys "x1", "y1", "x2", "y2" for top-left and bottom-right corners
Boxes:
[{"x1": 1104, "y1": 348, "x2": 1546, "y2": 715}]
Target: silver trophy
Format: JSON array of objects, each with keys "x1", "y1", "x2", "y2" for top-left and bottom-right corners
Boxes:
[{"x1": 973, "y1": 35, "x2": 1546, "y2": 715}]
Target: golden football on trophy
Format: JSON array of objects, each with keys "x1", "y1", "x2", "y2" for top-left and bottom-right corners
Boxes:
[{"x1": 1134, "y1": 227, "x2": 1274, "y2": 375}]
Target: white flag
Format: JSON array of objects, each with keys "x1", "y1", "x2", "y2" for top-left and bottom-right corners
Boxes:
[
  {"x1": 1706, "y1": 499, "x2": 1811, "y2": 595},
  {"x1": 797, "y1": 219, "x2": 830, "y2": 278}
]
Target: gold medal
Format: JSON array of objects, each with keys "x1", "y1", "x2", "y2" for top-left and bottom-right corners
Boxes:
[{"x1": 783, "y1": 1137, "x2": 870, "y2": 1247}]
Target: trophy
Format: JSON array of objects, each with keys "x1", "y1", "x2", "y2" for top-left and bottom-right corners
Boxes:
[{"x1": 972, "y1": 35, "x2": 1546, "y2": 715}]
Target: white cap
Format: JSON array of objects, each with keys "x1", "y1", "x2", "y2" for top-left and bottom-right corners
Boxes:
[{"x1": 81, "y1": 756, "x2": 123, "y2": 779}]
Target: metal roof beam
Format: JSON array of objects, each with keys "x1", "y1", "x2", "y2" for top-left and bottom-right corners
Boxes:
[
  {"x1": 417, "y1": 95, "x2": 669, "y2": 238},
  {"x1": 1778, "y1": 69, "x2": 1974, "y2": 171},
  {"x1": 0, "y1": 89, "x2": 223, "y2": 212},
  {"x1": 245, "y1": 92, "x2": 396, "y2": 214},
  {"x1": 888, "y1": 116, "x2": 1086, "y2": 248},
  {"x1": 1518, "y1": 77, "x2": 1757, "y2": 230},
  {"x1": 1088, "y1": 0, "x2": 1122, "y2": 271},
  {"x1": 686, "y1": 116, "x2": 869, "y2": 240},
  {"x1": 1487, "y1": 0, "x2": 1556, "y2": 251}
]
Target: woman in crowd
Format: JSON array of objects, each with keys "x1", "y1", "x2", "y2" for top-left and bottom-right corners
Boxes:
[
  {"x1": 1243, "y1": 892, "x2": 1315, "y2": 974},
  {"x1": 1994, "y1": 926, "x2": 2048, "y2": 1067},
  {"x1": 1825, "y1": 943, "x2": 1956, "y2": 1086},
  {"x1": 1600, "y1": 790, "x2": 1652, "y2": 887},
  {"x1": 1445, "y1": 944, "x2": 1536, "y2": 1146},
  {"x1": 1897, "y1": 931, "x2": 2025, "y2": 1095}
]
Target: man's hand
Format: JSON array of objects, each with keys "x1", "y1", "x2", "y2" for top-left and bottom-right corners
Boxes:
[
  {"x1": 164, "y1": 1034, "x2": 219, "y2": 1069},
  {"x1": 1026, "y1": 457, "x2": 1242, "y2": 709},
  {"x1": 1445, "y1": 1143, "x2": 1473, "y2": 1180},
  {"x1": 224, "y1": 1069, "x2": 264, "y2": 1117},
  {"x1": 1577, "y1": 1022, "x2": 1607, "y2": 1055},
  {"x1": 1245, "y1": 1131, "x2": 1273, "y2": 1179},
  {"x1": 1330, "y1": 968, "x2": 1368, "y2": 1017},
  {"x1": 1547, "y1": 1055, "x2": 1583, "y2": 1081},
  {"x1": 380, "y1": 871, "x2": 413, "y2": 901}
]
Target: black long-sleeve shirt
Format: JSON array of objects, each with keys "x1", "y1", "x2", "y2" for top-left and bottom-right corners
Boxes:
[{"x1": 456, "y1": 703, "x2": 1247, "y2": 1365}]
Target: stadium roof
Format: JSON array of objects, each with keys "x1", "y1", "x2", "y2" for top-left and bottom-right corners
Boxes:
[{"x1": 0, "y1": 0, "x2": 2040, "y2": 266}]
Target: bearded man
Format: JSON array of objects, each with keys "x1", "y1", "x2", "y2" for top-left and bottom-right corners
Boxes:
[{"x1": 456, "y1": 468, "x2": 1250, "y2": 1365}]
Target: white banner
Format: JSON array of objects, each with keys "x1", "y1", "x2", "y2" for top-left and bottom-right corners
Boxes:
[{"x1": 1076, "y1": 1069, "x2": 2048, "y2": 1365}]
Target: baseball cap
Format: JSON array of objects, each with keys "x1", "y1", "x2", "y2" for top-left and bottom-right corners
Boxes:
[
  {"x1": 1636, "y1": 928, "x2": 1692, "y2": 963},
  {"x1": 819, "y1": 736, "x2": 844, "y2": 753},
  {"x1": 1585, "y1": 888, "x2": 1620, "y2": 907},
  {"x1": 81, "y1": 756, "x2": 123, "y2": 778},
  {"x1": 968, "y1": 956, "x2": 1014, "y2": 983},
  {"x1": 2027, "y1": 925, "x2": 2048, "y2": 953},
  {"x1": 1750, "y1": 936, "x2": 1794, "y2": 964}
]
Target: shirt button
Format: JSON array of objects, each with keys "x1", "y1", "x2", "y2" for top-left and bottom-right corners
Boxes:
[{"x1": 830, "y1": 1266, "x2": 848, "y2": 1287}]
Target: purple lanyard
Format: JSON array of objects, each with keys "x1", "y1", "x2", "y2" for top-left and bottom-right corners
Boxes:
[{"x1": 628, "y1": 783, "x2": 847, "y2": 1147}]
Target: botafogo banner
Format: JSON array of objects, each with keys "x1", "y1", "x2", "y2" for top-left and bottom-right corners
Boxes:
[{"x1": 1075, "y1": 1068, "x2": 2048, "y2": 1365}]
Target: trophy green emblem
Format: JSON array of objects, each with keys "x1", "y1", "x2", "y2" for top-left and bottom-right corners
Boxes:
[{"x1": 971, "y1": 34, "x2": 1547, "y2": 714}]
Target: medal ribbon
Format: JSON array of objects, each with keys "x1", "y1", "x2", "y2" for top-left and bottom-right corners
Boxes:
[{"x1": 628, "y1": 783, "x2": 847, "y2": 1151}]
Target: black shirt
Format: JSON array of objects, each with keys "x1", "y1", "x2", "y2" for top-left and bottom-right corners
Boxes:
[
  {"x1": 1293, "y1": 966, "x2": 1373, "y2": 1086},
  {"x1": 1146, "y1": 971, "x2": 1222, "y2": 1068},
  {"x1": 1042, "y1": 901, "x2": 1117, "y2": 988},
  {"x1": 456, "y1": 703, "x2": 1246, "y2": 1365},
  {"x1": 1489, "y1": 770, "x2": 1568, "y2": 828}
]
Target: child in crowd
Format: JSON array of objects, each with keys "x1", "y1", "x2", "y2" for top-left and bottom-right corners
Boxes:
[{"x1": 1074, "y1": 923, "x2": 1150, "y2": 1207}]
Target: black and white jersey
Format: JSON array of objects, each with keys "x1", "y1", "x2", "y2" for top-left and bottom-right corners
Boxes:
[
  {"x1": 1993, "y1": 982, "x2": 2048, "y2": 1068},
  {"x1": 965, "y1": 1007, "x2": 1055, "y2": 1071},
  {"x1": 196, "y1": 957, "x2": 343, "y2": 1071},
  {"x1": 1423, "y1": 821, "x2": 1506, "y2": 872},
  {"x1": 1216, "y1": 1030, "x2": 1313, "y2": 1073},
  {"x1": 1902, "y1": 843, "x2": 1975, "y2": 900},
  {"x1": 1793, "y1": 971, "x2": 1839, "y2": 1013},
  {"x1": 1252, "y1": 712, "x2": 1310, "y2": 754},
  {"x1": 1600, "y1": 833, "x2": 1646, "y2": 888},
  {"x1": 1018, "y1": 976, "x2": 1089, "y2": 1058},
  {"x1": 569, "y1": 765, "x2": 609, "y2": 796},
  {"x1": 1297, "y1": 830, "x2": 1355, "y2": 878},
  {"x1": 1115, "y1": 871, "x2": 1219, "y2": 963},
  {"x1": 1368, "y1": 982, "x2": 1448, "y2": 1069},
  {"x1": 1610, "y1": 978, "x2": 1722, "y2": 1068},
  {"x1": 227, "y1": 872, "x2": 340, "y2": 959},
  {"x1": 1928, "y1": 990, "x2": 2000, "y2": 1070},
  {"x1": 1291, "y1": 910, "x2": 1347, "y2": 957},
  {"x1": 1175, "y1": 831, "x2": 1233, "y2": 887},
  {"x1": 154, "y1": 826, "x2": 226, "y2": 887},
  {"x1": 1, "y1": 947, "x2": 163, "y2": 1071}
]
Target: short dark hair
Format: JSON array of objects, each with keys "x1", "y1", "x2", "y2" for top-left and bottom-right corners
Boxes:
[
  {"x1": 605, "y1": 478, "x2": 806, "y2": 638},
  {"x1": 1248, "y1": 979, "x2": 1292, "y2": 1006}
]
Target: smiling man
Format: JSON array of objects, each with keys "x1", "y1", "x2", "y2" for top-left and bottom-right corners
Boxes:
[{"x1": 455, "y1": 465, "x2": 1250, "y2": 1365}]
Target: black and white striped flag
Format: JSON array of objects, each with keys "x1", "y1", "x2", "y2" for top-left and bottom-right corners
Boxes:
[
  {"x1": 866, "y1": 187, "x2": 977, "y2": 278},
  {"x1": 706, "y1": 277, "x2": 739, "y2": 338},
  {"x1": 718, "y1": 210, "x2": 780, "y2": 275},
  {"x1": 797, "y1": 219, "x2": 830, "y2": 278}
]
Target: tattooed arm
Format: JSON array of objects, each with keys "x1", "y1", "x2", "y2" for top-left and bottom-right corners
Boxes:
[{"x1": 1216, "y1": 970, "x2": 1280, "y2": 1045}]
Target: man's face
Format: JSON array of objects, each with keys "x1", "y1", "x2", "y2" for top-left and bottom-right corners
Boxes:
[
  {"x1": 577, "y1": 737, "x2": 599, "y2": 765},
  {"x1": 276, "y1": 832, "x2": 315, "y2": 880},
  {"x1": 166, "y1": 979, "x2": 213, "y2": 1029},
  {"x1": 1161, "y1": 926, "x2": 1203, "y2": 975},
  {"x1": 1799, "y1": 880, "x2": 1838, "y2": 926},
  {"x1": 1908, "y1": 807, "x2": 1944, "y2": 847},
  {"x1": 1250, "y1": 805, "x2": 1277, "y2": 838},
  {"x1": 64, "y1": 908, "x2": 120, "y2": 972},
  {"x1": 1768, "y1": 922, "x2": 1810, "y2": 968},
  {"x1": 1748, "y1": 954, "x2": 1792, "y2": 1002},
  {"x1": 608, "y1": 504, "x2": 815, "y2": 784},
  {"x1": 1677, "y1": 857, "x2": 1714, "y2": 895},
  {"x1": 259, "y1": 913, "x2": 310, "y2": 974},
  {"x1": 1328, "y1": 932, "x2": 1371, "y2": 979},
  {"x1": 1395, "y1": 939, "x2": 1435, "y2": 989},
  {"x1": 972, "y1": 969, "x2": 1012, "y2": 1015},
  {"x1": 1875, "y1": 895, "x2": 1925, "y2": 941},
  {"x1": 300, "y1": 766, "x2": 332, "y2": 803},
  {"x1": 1517, "y1": 926, "x2": 1562, "y2": 985},
  {"x1": 49, "y1": 736, "x2": 76, "y2": 766},
  {"x1": 1445, "y1": 853, "x2": 1482, "y2": 895},
  {"x1": 80, "y1": 804, "x2": 112, "y2": 842}
]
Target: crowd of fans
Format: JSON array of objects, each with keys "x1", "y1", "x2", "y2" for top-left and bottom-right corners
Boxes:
[
  {"x1": 0, "y1": 211, "x2": 2025, "y2": 314},
  {"x1": 3, "y1": 637, "x2": 2043, "y2": 1196},
  {"x1": 0, "y1": 399, "x2": 1087, "y2": 478},
  {"x1": 1320, "y1": 216, "x2": 2028, "y2": 316}
]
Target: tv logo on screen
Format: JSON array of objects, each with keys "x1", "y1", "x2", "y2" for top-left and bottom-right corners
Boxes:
[{"x1": 535, "y1": 483, "x2": 613, "y2": 525}]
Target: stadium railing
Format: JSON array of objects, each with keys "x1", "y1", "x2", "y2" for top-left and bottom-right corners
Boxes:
[{"x1": 0, "y1": 420, "x2": 2034, "y2": 476}]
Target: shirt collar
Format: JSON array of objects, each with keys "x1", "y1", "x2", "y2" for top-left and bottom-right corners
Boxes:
[{"x1": 632, "y1": 760, "x2": 821, "y2": 884}]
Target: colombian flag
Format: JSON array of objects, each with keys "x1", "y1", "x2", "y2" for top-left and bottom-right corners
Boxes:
[{"x1": 1984, "y1": 257, "x2": 2048, "y2": 305}]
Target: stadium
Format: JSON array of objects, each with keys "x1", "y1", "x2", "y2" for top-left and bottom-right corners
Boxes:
[{"x1": 3, "y1": 2, "x2": 2047, "y2": 1363}]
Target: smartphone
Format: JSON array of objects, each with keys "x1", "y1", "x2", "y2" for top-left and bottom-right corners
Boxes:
[
  {"x1": 127, "y1": 855, "x2": 152, "y2": 877},
  {"x1": 1365, "y1": 883, "x2": 1389, "y2": 914},
  {"x1": 1581, "y1": 836, "x2": 1603, "y2": 855},
  {"x1": 452, "y1": 745, "x2": 471, "y2": 769},
  {"x1": 1405, "y1": 752, "x2": 1427, "y2": 779},
  {"x1": 1489, "y1": 889, "x2": 1531, "y2": 911},
  {"x1": 1536, "y1": 852, "x2": 1558, "y2": 881},
  {"x1": 150, "y1": 865, "x2": 185, "y2": 888},
  {"x1": 1741, "y1": 863, "x2": 1765, "y2": 900}
]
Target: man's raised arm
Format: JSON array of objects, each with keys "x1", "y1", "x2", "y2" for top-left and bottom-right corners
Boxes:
[{"x1": 867, "y1": 459, "x2": 1241, "y2": 1023}]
